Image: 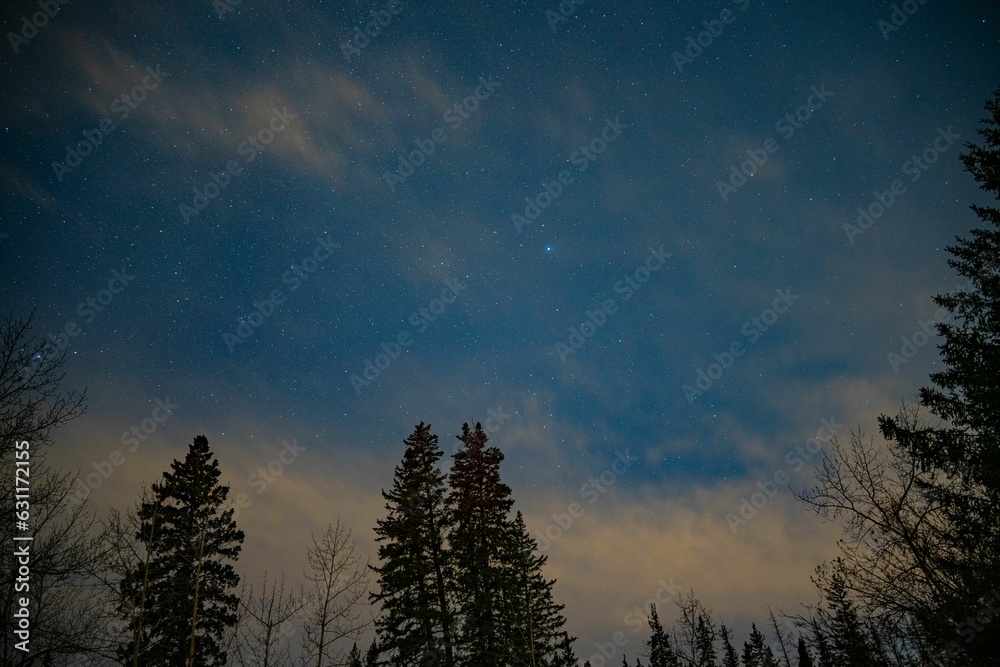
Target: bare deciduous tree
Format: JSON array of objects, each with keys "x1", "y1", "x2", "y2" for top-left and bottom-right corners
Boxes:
[
  {"x1": 235, "y1": 572, "x2": 305, "y2": 667},
  {"x1": 301, "y1": 520, "x2": 372, "y2": 667},
  {"x1": 794, "y1": 406, "x2": 963, "y2": 657},
  {"x1": 0, "y1": 311, "x2": 100, "y2": 665}
]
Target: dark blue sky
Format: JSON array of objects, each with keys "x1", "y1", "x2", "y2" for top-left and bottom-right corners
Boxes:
[{"x1": 3, "y1": 0, "x2": 999, "y2": 659}]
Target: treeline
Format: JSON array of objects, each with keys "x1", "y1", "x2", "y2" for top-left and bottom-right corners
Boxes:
[{"x1": 2, "y1": 89, "x2": 999, "y2": 666}]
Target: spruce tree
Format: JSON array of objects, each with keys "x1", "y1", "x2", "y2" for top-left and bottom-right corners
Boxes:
[
  {"x1": 877, "y1": 86, "x2": 1000, "y2": 659},
  {"x1": 552, "y1": 632, "x2": 579, "y2": 667},
  {"x1": 371, "y1": 423, "x2": 455, "y2": 667},
  {"x1": 448, "y1": 422, "x2": 514, "y2": 667},
  {"x1": 646, "y1": 605, "x2": 679, "y2": 667},
  {"x1": 500, "y1": 511, "x2": 573, "y2": 666},
  {"x1": 795, "y1": 637, "x2": 814, "y2": 667},
  {"x1": 364, "y1": 637, "x2": 380, "y2": 667},
  {"x1": 742, "y1": 625, "x2": 778, "y2": 667},
  {"x1": 348, "y1": 643, "x2": 363, "y2": 667},
  {"x1": 817, "y1": 569, "x2": 876, "y2": 667},
  {"x1": 694, "y1": 614, "x2": 718, "y2": 667},
  {"x1": 118, "y1": 435, "x2": 243, "y2": 667},
  {"x1": 719, "y1": 625, "x2": 739, "y2": 667}
]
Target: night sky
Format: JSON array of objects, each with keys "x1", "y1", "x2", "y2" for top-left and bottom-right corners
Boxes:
[{"x1": 3, "y1": 0, "x2": 999, "y2": 660}]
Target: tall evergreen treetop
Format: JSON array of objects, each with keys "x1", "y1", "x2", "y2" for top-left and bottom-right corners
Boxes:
[
  {"x1": 448, "y1": 422, "x2": 515, "y2": 667},
  {"x1": 645, "y1": 605, "x2": 679, "y2": 667},
  {"x1": 120, "y1": 435, "x2": 243, "y2": 667},
  {"x1": 371, "y1": 422, "x2": 455, "y2": 667}
]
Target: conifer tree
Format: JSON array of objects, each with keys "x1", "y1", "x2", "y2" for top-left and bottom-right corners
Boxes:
[
  {"x1": 552, "y1": 632, "x2": 579, "y2": 667},
  {"x1": 719, "y1": 625, "x2": 740, "y2": 667},
  {"x1": 119, "y1": 435, "x2": 243, "y2": 667},
  {"x1": 795, "y1": 638, "x2": 814, "y2": 667},
  {"x1": 876, "y1": 86, "x2": 1000, "y2": 660},
  {"x1": 810, "y1": 630, "x2": 834, "y2": 667},
  {"x1": 364, "y1": 637, "x2": 379, "y2": 667},
  {"x1": 742, "y1": 625, "x2": 778, "y2": 667},
  {"x1": 646, "y1": 605, "x2": 679, "y2": 667},
  {"x1": 500, "y1": 511, "x2": 573, "y2": 666},
  {"x1": 371, "y1": 423, "x2": 455, "y2": 667},
  {"x1": 813, "y1": 569, "x2": 878, "y2": 667},
  {"x1": 348, "y1": 643, "x2": 363, "y2": 667},
  {"x1": 448, "y1": 422, "x2": 514, "y2": 667},
  {"x1": 694, "y1": 613, "x2": 718, "y2": 667}
]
